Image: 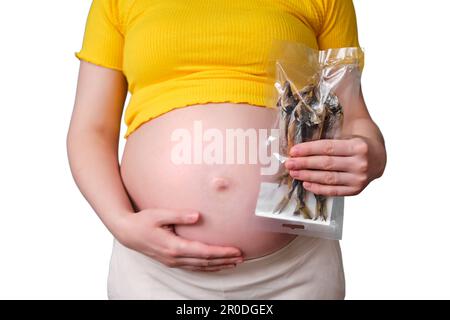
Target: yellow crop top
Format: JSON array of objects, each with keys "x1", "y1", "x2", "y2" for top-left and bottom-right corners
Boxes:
[{"x1": 74, "y1": 0, "x2": 361, "y2": 139}]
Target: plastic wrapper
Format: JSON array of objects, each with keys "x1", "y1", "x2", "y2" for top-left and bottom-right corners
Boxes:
[{"x1": 254, "y1": 40, "x2": 364, "y2": 240}]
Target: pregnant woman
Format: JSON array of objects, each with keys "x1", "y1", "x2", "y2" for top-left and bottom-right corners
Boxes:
[{"x1": 67, "y1": 0, "x2": 386, "y2": 299}]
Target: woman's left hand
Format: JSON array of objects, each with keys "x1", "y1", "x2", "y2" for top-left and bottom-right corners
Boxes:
[{"x1": 284, "y1": 136, "x2": 384, "y2": 196}]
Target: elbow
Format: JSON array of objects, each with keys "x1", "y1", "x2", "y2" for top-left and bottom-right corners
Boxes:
[
  {"x1": 66, "y1": 121, "x2": 119, "y2": 164},
  {"x1": 66, "y1": 123, "x2": 82, "y2": 174},
  {"x1": 66, "y1": 123, "x2": 75, "y2": 164},
  {"x1": 66, "y1": 121, "x2": 83, "y2": 163}
]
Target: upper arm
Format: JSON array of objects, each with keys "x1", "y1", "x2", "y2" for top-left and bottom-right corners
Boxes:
[
  {"x1": 70, "y1": 0, "x2": 127, "y2": 140},
  {"x1": 70, "y1": 61, "x2": 127, "y2": 140},
  {"x1": 316, "y1": 0, "x2": 360, "y2": 50}
]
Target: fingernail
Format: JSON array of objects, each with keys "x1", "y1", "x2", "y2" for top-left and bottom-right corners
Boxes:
[
  {"x1": 303, "y1": 182, "x2": 311, "y2": 188},
  {"x1": 187, "y1": 213, "x2": 198, "y2": 221},
  {"x1": 290, "y1": 147, "x2": 298, "y2": 156}
]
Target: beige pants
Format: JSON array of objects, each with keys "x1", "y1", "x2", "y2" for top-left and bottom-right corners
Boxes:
[{"x1": 107, "y1": 235, "x2": 345, "y2": 300}]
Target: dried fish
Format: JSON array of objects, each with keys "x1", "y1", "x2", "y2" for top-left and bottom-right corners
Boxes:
[
  {"x1": 315, "y1": 90, "x2": 343, "y2": 220},
  {"x1": 273, "y1": 80, "x2": 343, "y2": 221}
]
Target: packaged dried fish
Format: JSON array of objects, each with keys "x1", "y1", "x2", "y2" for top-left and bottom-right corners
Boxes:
[
  {"x1": 274, "y1": 81, "x2": 343, "y2": 221},
  {"x1": 254, "y1": 40, "x2": 364, "y2": 240}
]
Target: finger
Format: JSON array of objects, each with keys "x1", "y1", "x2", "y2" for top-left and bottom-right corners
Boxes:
[
  {"x1": 290, "y1": 139, "x2": 354, "y2": 157},
  {"x1": 302, "y1": 182, "x2": 360, "y2": 196},
  {"x1": 154, "y1": 209, "x2": 200, "y2": 227},
  {"x1": 180, "y1": 264, "x2": 237, "y2": 272},
  {"x1": 290, "y1": 170, "x2": 356, "y2": 186},
  {"x1": 167, "y1": 238, "x2": 242, "y2": 259},
  {"x1": 285, "y1": 156, "x2": 355, "y2": 172},
  {"x1": 175, "y1": 256, "x2": 244, "y2": 267}
]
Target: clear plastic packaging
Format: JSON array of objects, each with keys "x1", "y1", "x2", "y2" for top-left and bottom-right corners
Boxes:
[{"x1": 254, "y1": 40, "x2": 364, "y2": 240}]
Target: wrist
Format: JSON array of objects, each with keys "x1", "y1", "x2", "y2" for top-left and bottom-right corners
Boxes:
[
  {"x1": 364, "y1": 136, "x2": 387, "y2": 180},
  {"x1": 372, "y1": 141, "x2": 387, "y2": 179},
  {"x1": 107, "y1": 210, "x2": 135, "y2": 242}
]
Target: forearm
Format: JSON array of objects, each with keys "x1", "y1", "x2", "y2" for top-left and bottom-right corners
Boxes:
[{"x1": 66, "y1": 130, "x2": 134, "y2": 236}]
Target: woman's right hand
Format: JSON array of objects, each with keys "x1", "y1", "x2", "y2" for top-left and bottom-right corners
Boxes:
[{"x1": 112, "y1": 208, "x2": 244, "y2": 272}]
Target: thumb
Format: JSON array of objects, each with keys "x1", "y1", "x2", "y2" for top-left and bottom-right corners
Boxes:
[{"x1": 154, "y1": 209, "x2": 200, "y2": 226}]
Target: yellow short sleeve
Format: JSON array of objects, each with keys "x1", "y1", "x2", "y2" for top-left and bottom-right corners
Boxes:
[
  {"x1": 317, "y1": 0, "x2": 360, "y2": 50},
  {"x1": 74, "y1": 0, "x2": 124, "y2": 71}
]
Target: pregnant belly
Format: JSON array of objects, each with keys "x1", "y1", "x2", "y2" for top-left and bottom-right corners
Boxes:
[{"x1": 120, "y1": 103, "x2": 297, "y2": 259}]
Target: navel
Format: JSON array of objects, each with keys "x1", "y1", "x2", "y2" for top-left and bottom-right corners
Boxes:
[{"x1": 211, "y1": 177, "x2": 231, "y2": 191}]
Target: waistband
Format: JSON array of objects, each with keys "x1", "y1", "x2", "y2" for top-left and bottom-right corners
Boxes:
[{"x1": 240, "y1": 235, "x2": 316, "y2": 264}]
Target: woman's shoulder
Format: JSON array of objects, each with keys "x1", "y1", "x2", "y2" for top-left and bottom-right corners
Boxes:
[{"x1": 113, "y1": 0, "x2": 149, "y2": 33}]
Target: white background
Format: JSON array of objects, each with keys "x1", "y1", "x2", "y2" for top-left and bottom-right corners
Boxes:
[{"x1": 0, "y1": 0, "x2": 449, "y2": 299}]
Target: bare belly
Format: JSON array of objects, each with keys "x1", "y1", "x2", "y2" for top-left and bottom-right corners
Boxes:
[{"x1": 120, "y1": 103, "x2": 297, "y2": 259}]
